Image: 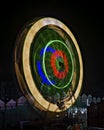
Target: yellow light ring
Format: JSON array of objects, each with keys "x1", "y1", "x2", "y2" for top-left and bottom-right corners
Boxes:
[
  {"x1": 22, "y1": 17, "x2": 83, "y2": 112},
  {"x1": 14, "y1": 17, "x2": 83, "y2": 112}
]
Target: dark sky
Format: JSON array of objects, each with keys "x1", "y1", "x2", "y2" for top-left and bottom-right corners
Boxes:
[{"x1": 0, "y1": 1, "x2": 104, "y2": 97}]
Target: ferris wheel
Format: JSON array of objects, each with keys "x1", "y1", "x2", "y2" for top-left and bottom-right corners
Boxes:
[{"x1": 14, "y1": 17, "x2": 83, "y2": 113}]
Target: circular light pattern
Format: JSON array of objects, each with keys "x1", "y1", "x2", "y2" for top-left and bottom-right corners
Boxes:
[
  {"x1": 50, "y1": 49, "x2": 68, "y2": 79},
  {"x1": 14, "y1": 17, "x2": 83, "y2": 112},
  {"x1": 42, "y1": 39, "x2": 74, "y2": 89}
]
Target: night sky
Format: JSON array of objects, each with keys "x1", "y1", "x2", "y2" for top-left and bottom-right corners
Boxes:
[{"x1": 0, "y1": 2, "x2": 104, "y2": 97}]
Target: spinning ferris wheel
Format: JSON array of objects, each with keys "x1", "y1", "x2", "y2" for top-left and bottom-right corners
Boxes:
[{"x1": 14, "y1": 17, "x2": 83, "y2": 113}]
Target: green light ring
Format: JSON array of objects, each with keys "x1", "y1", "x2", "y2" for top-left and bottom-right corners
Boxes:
[{"x1": 42, "y1": 39, "x2": 74, "y2": 89}]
